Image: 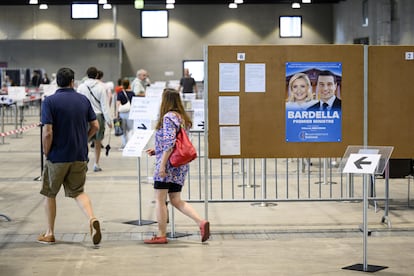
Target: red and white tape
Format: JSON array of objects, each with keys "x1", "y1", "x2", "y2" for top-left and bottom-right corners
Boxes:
[{"x1": 0, "y1": 122, "x2": 40, "y2": 137}]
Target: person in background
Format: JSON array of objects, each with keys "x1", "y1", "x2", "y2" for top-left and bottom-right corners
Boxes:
[
  {"x1": 77, "y1": 67, "x2": 113, "y2": 172},
  {"x1": 96, "y1": 70, "x2": 114, "y2": 107},
  {"x1": 177, "y1": 68, "x2": 198, "y2": 97},
  {"x1": 38, "y1": 67, "x2": 101, "y2": 246},
  {"x1": 50, "y1": 73, "x2": 57, "y2": 85},
  {"x1": 31, "y1": 70, "x2": 41, "y2": 87},
  {"x1": 4, "y1": 75, "x2": 13, "y2": 87},
  {"x1": 144, "y1": 88, "x2": 210, "y2": 244},
  {"x1": 41, "y1": 73, "x2": 50, "y2": 84},
  {"x1": 131, "y1": 69, "x2": 149, "y2": 97},
  {"x1": 114, "y1": 78, "x2": 123, "y2": 94},
  {"x1": 116, "y1": 78, "x2": 135, "y2": 149}
]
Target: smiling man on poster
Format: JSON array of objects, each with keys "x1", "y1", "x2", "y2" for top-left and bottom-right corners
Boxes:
[{"x1": 308, "y1": 70, "x2": 341, "y2": 111}]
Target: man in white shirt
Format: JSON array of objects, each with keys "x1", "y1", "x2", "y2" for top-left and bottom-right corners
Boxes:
[
  {"x1": 77, "y1": 67, "x2": 113, "y2": 172},
  {"x1": 131, "y1": 69, "x2": 150, "y2": 97}
]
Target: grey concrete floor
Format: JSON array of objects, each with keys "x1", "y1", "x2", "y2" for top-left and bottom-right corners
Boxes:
[{"x1": 1, "y1": 117, "x2": 414, "y2": 275}]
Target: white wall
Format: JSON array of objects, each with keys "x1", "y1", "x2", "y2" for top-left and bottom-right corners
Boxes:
[
  {"x1": 333, "y1": 0, "x2": 414, "y2": 45},
  {"x1": 0, "y1": 4, "x2": 334, "y2": 83}
]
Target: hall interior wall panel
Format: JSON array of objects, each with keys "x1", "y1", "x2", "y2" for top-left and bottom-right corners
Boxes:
[
  {"x1": 368, "y1": 46, "x2": 414, "y2": 158},
  {"x1": 0, "y1": 39, "x2": 122, "y2": 84}
]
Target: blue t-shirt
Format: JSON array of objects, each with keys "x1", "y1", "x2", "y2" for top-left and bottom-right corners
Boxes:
[
  {"x1": 116, "y1": 89, "x2": 135, "y2": 105},
  {"x1": 41, "y1": 88, "x2": 96, "y2": 162}
]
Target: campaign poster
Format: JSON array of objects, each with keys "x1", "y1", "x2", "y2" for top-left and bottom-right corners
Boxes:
[{"x1": 285, "y1": 62, "x2": 342, "y2": 142}]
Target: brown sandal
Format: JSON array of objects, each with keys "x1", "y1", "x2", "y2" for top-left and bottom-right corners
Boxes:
[{"x1": 89, "y1": 218, "x2": 102, "y2": 245}]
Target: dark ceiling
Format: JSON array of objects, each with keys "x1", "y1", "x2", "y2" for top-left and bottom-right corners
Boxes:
[{"x1": 0, "y1": 0, "x2": 345, "y2": 6}]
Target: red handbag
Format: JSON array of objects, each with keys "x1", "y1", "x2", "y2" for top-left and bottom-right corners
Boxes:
[{"x1": 169, "y1": 126, "x2": 197, "y2": 167}]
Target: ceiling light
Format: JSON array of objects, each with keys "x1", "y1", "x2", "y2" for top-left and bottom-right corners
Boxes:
[
  {"x1": 166, "y1": 0, "x2": 175, "y2": 3},
  {"x1": 134, "y1": 0, "x2": 144, "y2": 9},
  {"x1": 302, "y1": 0, "x2": 311, "y2": 3},
  {"x1": 166, "y1": 3, "x2": 174, "y2": 9},
  {"x1": 39, "y1": 4, "x2": 48, "y2": 9},
  {"x1": 103, "y1": 4, "x2": 112, "y2": 9},
  {"x1": 229, "y1": 3, "x2": 237, "y2": 8},
  {"x1": 292, "y1": 2, "x2": 301, "y2": 9},
  {"x1": 98, "y1": 0, "x2": 107, "y2": 4},
  {"x1": 29, "y1": 0, "x2": 38, "y2": 4},
  {"x1": 234, "y1": 0, "x2": 244, "y2": 3}
]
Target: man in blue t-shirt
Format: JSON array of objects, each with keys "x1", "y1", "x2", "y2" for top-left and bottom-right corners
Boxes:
[{"x1": 38, "y1": 67, "x2": 102, "y2": 246}]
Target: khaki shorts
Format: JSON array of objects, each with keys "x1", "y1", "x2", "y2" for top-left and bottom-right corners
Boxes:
[
  {"x1": 40, "y1": 160, "x2": 87, "y2": 198},
  {"x1": 91, "y1": 113, "x2": 105, "y2": 141}
]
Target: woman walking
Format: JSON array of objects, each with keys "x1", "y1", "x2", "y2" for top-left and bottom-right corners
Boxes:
[{"x1": 145, "y1": 88, "x2": 210, "y2": 244}]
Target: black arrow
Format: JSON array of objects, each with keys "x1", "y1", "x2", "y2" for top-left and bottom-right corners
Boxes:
[
  {"x1": 354, "y1": 156, "x2": 371, "y2": 169},
  {"x1": 137, "y1": 123, "x2": 147, "y2": 130},
  {"x1": 197, "y1": 121, "x2": 205, "y2": 129}
]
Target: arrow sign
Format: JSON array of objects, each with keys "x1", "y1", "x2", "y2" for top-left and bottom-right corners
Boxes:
[
  {"x1": 137, "y1": 123, "x2": 147, "y2": 130},
  {"x1": 192, "y1": 108, "x2": 204, "y2": 131},
  {"x1": 197, "y1": 121, "x2": 205, "y2": 130},
  {"x1": 343, "y1": 153, "x2": 381, "y2": 174},
  {"x1": 354, "y1": 156, "x2": 371, "y2": 169}
]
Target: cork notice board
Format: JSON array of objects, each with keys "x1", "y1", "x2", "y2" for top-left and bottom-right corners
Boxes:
[
  {"x1": 207, "y1": 45, "x2": 364, "y2": 158},
  {"x1": 368, "y1": 46, "x2": 414, "y2": 158}
]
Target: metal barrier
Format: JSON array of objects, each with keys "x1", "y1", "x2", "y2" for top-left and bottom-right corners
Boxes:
[
  {"x1": 170, "y1": 131, "x2": 389, "y2": 207},
  {"x1": 0, "y1": 96, "x2": 41, "y2": 144},
  {"x1": 1, "y1": 100, "x2": 393, "y2": 220},
  {"x1": 0, "y1": 103, "x2": 19, "y2": 144}
]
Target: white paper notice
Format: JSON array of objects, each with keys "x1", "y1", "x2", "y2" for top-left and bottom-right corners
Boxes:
[
  {"x1": 191, "y1": 99, "x2": 204, "y2": 110},
  {"x1": 191, "y1": 99, "x2": 205, "y2": 130},
  {"x1": 41, "y1": 84, "x2": 58, "y2": 97},
  {"x1": 192, "y1": 109, "x2": 205, "y2": 131},
  {"x1": 7, "y1": 86, "x2": 26, "y2": 100},
  {"x1": 245, "y1": 63, "x2": 266, "y2": 92},
  {"x1": 219, "y1": 63, "x2": 240, "y2": 92},
  {"x1": 122, "y1": 130, "x2": 154, "y2": 157},
  {"x1": 128, "y1": 97, "x2": 160, "y2": 129},
  {"x1": 219, "y1": 96, "x2": 239, "y2": 125},
  {"x1": 220, "y1": 126, "x2": 240, "y2": 155}
]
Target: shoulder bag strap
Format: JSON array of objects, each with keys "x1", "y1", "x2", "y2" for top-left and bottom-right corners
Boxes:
[
  {"x1": 86, "y1": 85, "x2": 101, "y2": 105},
  {"x1": 122, "y1": 90, "x2": 130, "y2": 103}
]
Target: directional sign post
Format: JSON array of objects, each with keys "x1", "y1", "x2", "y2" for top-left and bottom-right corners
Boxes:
[
  {"x1": 341, "y1": 147, "x2": 392, "y2": 273},
  {"x1": 343, "y1": 153, "x2": 381, "y2": 174},
  {"x1": 122, "y1": 130, "x2": 156, "y2": 226}
]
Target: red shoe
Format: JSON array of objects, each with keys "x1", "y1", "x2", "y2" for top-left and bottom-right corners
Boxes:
[
  {"x1": 200, "y1": 220, "x2": 210, "y2": 242},
  {"x1": 144, "y1": 236, "x2": 168, "y2": 244}
]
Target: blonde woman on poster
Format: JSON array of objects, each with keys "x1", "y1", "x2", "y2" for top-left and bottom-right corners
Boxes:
[{"x1": 285, "y1": 72, "x2": 317, "y2": 110}]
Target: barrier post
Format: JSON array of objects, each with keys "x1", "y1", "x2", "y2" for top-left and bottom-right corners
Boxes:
[
  {"x1": 341, "y1": 145, "x2": 392, "y2": 273},
  {"x1": 34, "y1": 123, "x2": 43, "y2": 181},
  {"x1": 124, "y1": 157, "x2": 156, "y2": 226},
  {"x1": 1, "y1": 104, "x2": 4, "y2": 144}
]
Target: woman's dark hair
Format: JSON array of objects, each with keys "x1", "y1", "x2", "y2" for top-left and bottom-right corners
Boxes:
[
  {"x1": 56, "y1": 68, "x2": 75, "y2": 87},
  {"x1": 121, "y1": 78, "x2": 130, "y2": 90},
  {"x1": 96, "y1": 70, "x2": 104, "y2": 80},
  {"x1": 155, "y1": 88, "x2": 192, "y2": 130}
]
